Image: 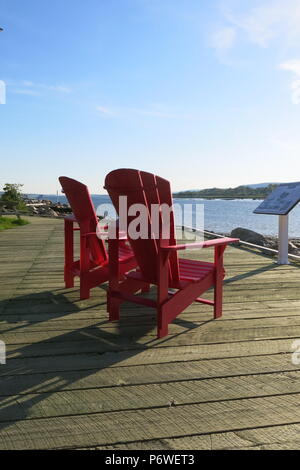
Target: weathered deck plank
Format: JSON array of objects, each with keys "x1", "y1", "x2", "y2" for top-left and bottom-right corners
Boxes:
[
  {"x1": 1, "y1": 217, "x2": 300, "y2": 450},
  {"x1": 1, "y1": 394, "x2": 300, "y2": 450}
]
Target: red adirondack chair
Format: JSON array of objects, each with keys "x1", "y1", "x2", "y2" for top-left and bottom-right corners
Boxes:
[
  {"x1": 59, "y1": 176, "x2": 137, "y2": 300},
  {"x1": 104, "y1": 169, "x2": 239, "y2": 338}
]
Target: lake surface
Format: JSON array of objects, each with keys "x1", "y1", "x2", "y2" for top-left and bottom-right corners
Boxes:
[{"x1": 28, "y1": 194, "x2": 300, "y2": 237}]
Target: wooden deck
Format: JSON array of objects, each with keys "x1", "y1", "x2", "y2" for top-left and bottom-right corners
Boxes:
[{"x1": 1, "y1": 217, "x2": 300, "y2": 450}]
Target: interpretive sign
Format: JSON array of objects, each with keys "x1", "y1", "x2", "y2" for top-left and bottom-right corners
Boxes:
[
  {"x1": 254, "y1": 182, "x2": 300, "y2": 216},
  {"x1": 254, "y1": 182, "x2": 300, "y2": 265}
]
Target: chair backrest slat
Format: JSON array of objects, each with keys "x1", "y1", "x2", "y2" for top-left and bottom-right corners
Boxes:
[
  {"x1": 105, "y1": 169, "x2": 179, "y2": 283},
  {"x1": 59, "y1": 176, "x2": 107, "y2": 265}
]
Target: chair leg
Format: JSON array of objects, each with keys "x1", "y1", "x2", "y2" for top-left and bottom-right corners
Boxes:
[
  {"x1": 80, "y1": 281, "x2": 90, "y2": 300},
  {"x1": 157, "y1": 248, "x2": 170, "y2": 338},
  {"x1": 214, "y1": 245, "x2": 225, "y2": 319},
  {"x1": 214, "y1": 273, "x2": 223, "y2": 319},
  {"x1": 64, "y1": 267, "x2": 75, "y2": 289},
  {"x1": 157, "y1": 309, "x2": 168, "y2": 338},
  {"x1": 79, "y1": 234, "x2": 91, "y2": 300},
  {"x1": 158, "y1": 325, "x2": 168, "y2": 339},
  {"x1": 64, "y1": 219, "x2": 75, "y2": 288},
  {"x1": 109, "y1": 298, "x2": 120, "y2": 321},
  {"x1": 108, "y1": 237, "x2": 120, "y2": 322},
  {"x1": 157, "y1": 301, "x2": 169, "y2": 338}
]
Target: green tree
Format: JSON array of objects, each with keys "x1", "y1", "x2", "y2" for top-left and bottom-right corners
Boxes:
[{"x1": 0, "y1": 183, "x2": 28, "y2": 219}]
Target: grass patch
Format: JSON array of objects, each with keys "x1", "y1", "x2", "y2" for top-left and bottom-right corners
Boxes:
[{"x1": 0, "y1": 216, "x2": 30, "y2": 231}]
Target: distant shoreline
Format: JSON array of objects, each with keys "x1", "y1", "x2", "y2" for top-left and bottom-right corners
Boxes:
[
  {"x1": 173, "y1": 195, "x2": 264, "y2": 200},
  {"x1": 173, "y1": 184, "x2": 277, "y2": 200},
  {"x1": 24, "y1": 193, "x2": 265, "y2": 202}
]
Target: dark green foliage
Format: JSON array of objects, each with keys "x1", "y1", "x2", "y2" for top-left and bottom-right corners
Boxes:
[
  {"x1": 174, "y1": 184, "x2": 278, "y2": 199},
  {"x1": 0, "y1": 183, "x2": 28, "y2": 218},
  {"x1": 0, "y1": 216, "x2": 29, "y2": 231}
]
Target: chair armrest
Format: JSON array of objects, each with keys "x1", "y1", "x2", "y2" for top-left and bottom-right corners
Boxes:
[
  {"x1": 83, "y1": 231, "x2": 128, "y2": 241},
  {"x1": 64, "y1": 215, "x2": 77, "y2": 222},
  {"x1": 160, "y1": 237, "x2": 239, "y2": 252},
  {"x1": 64, "y1": 215, "x2": 80, "y2": 230},
  {"x1": 81, "y1": 232, "x2": 98, "y2": 237}
]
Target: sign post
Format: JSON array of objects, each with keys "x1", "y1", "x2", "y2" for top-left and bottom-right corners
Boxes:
[
  {"x1": 254, "y1": 182, "x2": 300, "y2": 265},
  {"x1": 278, "y1": 215, "x2": 289, "y2": 265}
]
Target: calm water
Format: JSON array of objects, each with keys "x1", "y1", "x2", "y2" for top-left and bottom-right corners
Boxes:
[{"x1": 28, "y1": 194, "x2": 300, "y2": 237}]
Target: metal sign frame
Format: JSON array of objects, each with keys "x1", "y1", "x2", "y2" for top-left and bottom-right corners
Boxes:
[
  {"x1": 254, "y1": 182, "x2": 300, "y2": 265},
  {"x1": 254, "y1": 182, "x2": 300, "y2": 216}
]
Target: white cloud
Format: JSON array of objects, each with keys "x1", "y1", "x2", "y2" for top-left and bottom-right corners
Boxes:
[
  {"x1": 12, "y1": 89, "x2": 41, "y2": 96},
  {"x1": 95, "y1": 104, "x2": 195, "y2": 120},
  {"x1": 291, "y1": 80, "x2": 300, "y2": 104},
  {"x1": 14, "y1": 81, "x2": 72, "y2": 94},
  {"x1": 231, "y1": 0, "x2": 300, "y2": 47},
  {"x1": 212, "y1": 0, "x2": 300, "y2": 50},
  {"x1": 131, "y1": 106, "x2": 191, "y2": 119},
  {"x1": 47, "y1": 85, "x2": 71, "y2": 93},
  {"x1": 280, "y1": 59, "x2": 300, "y2": 76},
  {"x1": 96, "y1": 106, "x2": 116, "y2": 116},
  {"x1": 279, "y1": 59, "x2": 300, "y2": 104},
  {"x1": 211, "y1": 1, "x2": 300, "y2": 102},
  {"x1": 210, "y1": 27, "x2": 236, "y2": 51}
]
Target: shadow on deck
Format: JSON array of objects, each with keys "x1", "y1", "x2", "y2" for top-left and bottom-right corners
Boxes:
[{"x1": 1, "y1": 218, "x2": 300, "y2": 450}]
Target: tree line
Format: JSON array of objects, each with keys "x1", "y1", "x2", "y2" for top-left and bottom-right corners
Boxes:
[{"x1": 173, "y1": 184, "x2": 278, "y2": 199}]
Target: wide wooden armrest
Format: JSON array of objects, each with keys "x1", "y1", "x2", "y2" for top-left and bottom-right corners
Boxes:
[
  {"x1": 109, "y1": 232, "x2": 128, "y2": 241},
  {"x1": 82, "y1": 232, "x2": 99, "y2": 237},
  {"x1": 83, "y1": 231, "x2": 128, "y2": 241},
  {"x1": 64, "y1": 215, "x2": 77, "y2": 222},
  {"x1": 160, "y1": 237, "x2": 240, "y2": 252},
  {"x1": 64, "y1": 215, "x2": 80, "y2": 230}
]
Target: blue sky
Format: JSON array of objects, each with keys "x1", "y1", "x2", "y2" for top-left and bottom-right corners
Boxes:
[{"x1": 1, "y1": 0, "x2": 300, "y2": 194}]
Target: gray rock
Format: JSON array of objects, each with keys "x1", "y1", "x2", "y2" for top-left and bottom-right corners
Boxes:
[
  {"x1": 231, "y1": 227, "x2": 266, "y2": 246},
  {"x1": 45, "y1": 208, "x2": 58, "y2": 217},
  {"x1": 28, "y1": 206, "x2": 39, "y2": 214},
  {"x1": 288, "y1": 241, "x2": 299, "y2": 254}
]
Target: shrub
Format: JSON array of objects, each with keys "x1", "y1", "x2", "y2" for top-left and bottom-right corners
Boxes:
[{"x1": 0, "y1": 183, "x2": 28, "y2": 219}]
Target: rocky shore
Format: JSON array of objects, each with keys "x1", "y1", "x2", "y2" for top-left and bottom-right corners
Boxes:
[
  {"x1": 1, "y1": 198, "x2": 72, "y2": 218},
  {"x1": 230, "y1": 227, "x2": 300, "y2": 257},
  {"x1": 25, "y1": 198, "x2": 73, "y2": 217}
]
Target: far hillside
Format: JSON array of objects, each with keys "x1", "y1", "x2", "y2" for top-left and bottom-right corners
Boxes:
[{"x1": 173, "y1": 184, "x2": 278, "y2": 199}]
